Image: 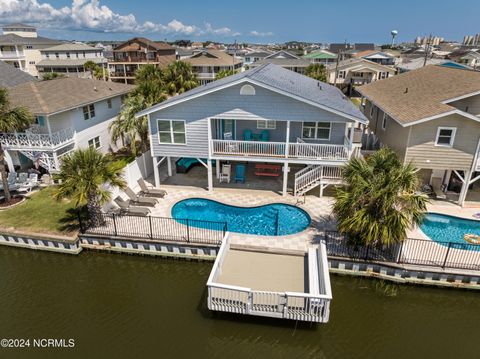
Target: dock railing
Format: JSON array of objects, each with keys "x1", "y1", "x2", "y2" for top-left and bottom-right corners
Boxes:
[{"x1": 324, "y1": 231, "x2": 480, "y2": 271}]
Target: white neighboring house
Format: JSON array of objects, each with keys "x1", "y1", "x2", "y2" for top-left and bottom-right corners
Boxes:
[
  {"x1": 36, "y1": 43, "x2": 107, "y2": 78},
  {"x1": 2, "y1": 77, "x2": 134, "y2": 173},
  {"x1": 326, "y1": 58, "x2": 396, "y2": 86}
]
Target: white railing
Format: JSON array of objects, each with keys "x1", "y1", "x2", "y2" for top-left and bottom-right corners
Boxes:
[
  {"x1": 0, "y1": 127, "x2": 75, "y2": 150},
  {"x1": 207, "y1": 236, "x2": 332, "y2": 323},
  {"x1": 0, "y1": 51, "x2": 24, "y2": 58},
  {"x1": 196, "y1": 72, "x2": 216, "y2": 79},
  {"x1": 211, "y1": 139, "x2": 350, "y2": 161},
  {"x1": 294, "y1": 165, "x2": 343, "y2": 196}
]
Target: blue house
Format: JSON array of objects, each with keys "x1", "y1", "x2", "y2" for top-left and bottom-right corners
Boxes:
[{"x1": 137, "y1": 64, "x2": 368, "y2": 196}]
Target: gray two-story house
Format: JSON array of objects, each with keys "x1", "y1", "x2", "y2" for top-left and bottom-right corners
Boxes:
[
  {"x1": 358, "y1": 65, "x2": 480, "y2": 206},
  {"x1": 137, "y1": 64, "x2": 367, "y2": 196}
]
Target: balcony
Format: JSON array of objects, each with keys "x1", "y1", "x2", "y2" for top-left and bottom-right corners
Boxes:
[
  {"x1": 0, "y1": 128, "x2": 75, "y2": 151},
  {"x1": 196, "y1": 72, "x2": 216, "y2": 79},
  {"x1": 211, "y1": 139, "x2": 352, "y2": 162},
  {"x1": 0, "y1": 51, "x2": 24, "y2": 59}
]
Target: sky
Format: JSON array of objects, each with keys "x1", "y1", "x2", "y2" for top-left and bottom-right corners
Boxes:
[{"x1": 1, "y1": 0, "x2": 479, "y2": 44}]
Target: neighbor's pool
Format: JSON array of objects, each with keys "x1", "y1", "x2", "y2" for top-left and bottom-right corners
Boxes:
[
  {"x1": 420, "y1": 213, "x2": 480, "y2": 249},
  {"x1": 171, "y1": 198, "x2": 311, "y2": 236}
]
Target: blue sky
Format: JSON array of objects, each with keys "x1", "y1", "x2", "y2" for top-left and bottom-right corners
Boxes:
[{"x1": 1, "y1": 0, "x2": 480, "y2": 43}]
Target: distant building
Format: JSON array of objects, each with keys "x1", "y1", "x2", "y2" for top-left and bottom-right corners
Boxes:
[
  {"x1": 414, "y1": 36, "x2": 444, "y2": 46},
  {"x1": 352, "y1": 50, "x2": 396, "y2": 66},
  {"x1": 108, "y1": 37, "x2": 176, "y2": 84},
  {"x1": 36, "y1": 43, "x2": 107, "y2": 79},
  {"x1": 242, "y1": 50, "x2": 273, "y2": 65},
  {"x1": 303, "y1": 50, "x2": 337, "y2": 65},
  {"x1": 397, "y1": 58, "x2": 470, "y2": 73},
  {"x1": 0, "y1": 23, "x2": 62, "y2": 77},
  {"x1": 249, "y1": 50, "x2": 310, "y2": 74},
  {"x1": 463, "y1": 34, "x2": 480, "y2": 46}
]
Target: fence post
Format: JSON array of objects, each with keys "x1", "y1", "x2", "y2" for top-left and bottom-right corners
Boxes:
[
  {"x1": 112, "y1": 213, "x2": 118, "y2": 237},
  {"x1": 442, "y1": 242, "x2": 452, "y2": 268},
  {"x1": 397, "y1": 241, "x2": 404, "y2": 264},
  {"x1": 77, "y1": 210, "x2": 84, "y2": 233},
  {"x1": 149, "y1": 216, "x2": 153, "y2": 239},
  {"x1": 186, "y1": 218, "x2": 190, "y2": 242},
  {"x1": 365, "y1": 245, "x2": 370, "y2": 260}
]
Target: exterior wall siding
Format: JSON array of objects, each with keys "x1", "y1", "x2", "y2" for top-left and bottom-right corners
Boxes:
[
  {"x1": 448, "y1": 94, "x2": 480, "y2": 117},
  {"x1": 149, "y1": 83, "x2": 355, "y2": 158}
]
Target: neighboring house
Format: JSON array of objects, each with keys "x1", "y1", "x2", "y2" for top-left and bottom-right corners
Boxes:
[
  {"x1": 250, "y1": 51, "x2": 310, "y2": 74},
  {"x1": 1, "y1": 78, "x2": 133, "y2": 173},
  {"x1": 458, "y1": 51, "x2": 480, "y2": 69},
  {"x1": 352, "y1": 50, "x2": 397, "y2": 66},
  {"x1": 36, "y1": 43, "x2": 107, "y2": 78},
  {"x1": 303, "y1": 50, "x2": 337, "y2": 65},
  {"x1": 357, "y1": 65, "x2": 480, "y2": 206},
  {"x1": 109, "y1": 37, "x2": 176, "y2": 84},
  {"x1": 0, "y1": 61, "x2": 36, "y2": 88},
  {"x1": 184, "y1": 50, "x2": 243, "y2": 85},
  {"x1": 176, "y1": 47, "x2": 195, "y2": 60},
  {"x1": 326, "y1": 58, "x2": 396, "y2": 87},
  {"x1": 242, "y1": 51, "x2": 273, "y2": 66},
  {"x1": 137, "y1": 64, "x2": 367, "y2": 197},
  {"x1": 0, "y1": 23, "x2": 63, "y2": 77},
  {"x1": 397, "y1": 58, "x2": 471, "y2": 73}
]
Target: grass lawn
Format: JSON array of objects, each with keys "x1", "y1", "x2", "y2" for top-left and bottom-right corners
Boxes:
[{"x1": 0, "y1": 187, "x2": 80, "y2": 237}]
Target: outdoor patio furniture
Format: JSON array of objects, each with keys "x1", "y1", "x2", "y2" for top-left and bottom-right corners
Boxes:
[
  {"x1": 219, "y1": 164, "x2": 231, "y2": 183},
  {"x1": 124, "y1": 187, "x2": 158, "y2": 207},
  {"x1": 16, "y1": 172, "x2": 28, "y2": 185},
  {"x1": 260, "y1": 130, "x2": 270, "y2": 142},
  {"x1": 114, "y1": 197, "x2": 150, "y2": 216},
  {"x1": 17, "y1": 174, "x2": 40, "y2": 194},
  {"x1": 176, "y1": 158, "x2": 202, "y2": 174},
  {"x1": 254, "y1": 163, "x2": 281, "y2": 177},
  {"x1": 40, "y1": 174, "x2": 53, "y2": 186},
  {"x1": 138, "y1": 178, "x2": 167, "y2": 198},
  {"x1": 7, "y1": 172, "x2": 17, "y2": 183},
  {"x1": 243, "y1": 129, "x2": 253, "y2": 141},
  {"x1": 235, "y1": 164, "x2": 246, "y2": 183}
]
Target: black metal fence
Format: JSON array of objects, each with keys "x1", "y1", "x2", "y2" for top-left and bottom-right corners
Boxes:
[
  {"x1": 80, "y1": 213, "x2": 227, "y2": 245},
  {"x1": 324, "y1": 231, "x2": 480, "y2": 271}
]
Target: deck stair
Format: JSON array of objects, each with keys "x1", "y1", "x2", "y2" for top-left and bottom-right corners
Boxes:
[{"x1": 294, "y1": 165, "x2": 343, "y2": 197}]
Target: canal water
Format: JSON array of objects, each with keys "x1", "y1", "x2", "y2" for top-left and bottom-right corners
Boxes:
[{"x1": 0, "y1": 247, "x2": 478, "y2": 359}]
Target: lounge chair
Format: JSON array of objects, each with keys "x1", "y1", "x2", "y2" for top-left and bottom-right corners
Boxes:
[
  {"x1": 260, "y1": 130, "x2": 270, "y2": 142},
  {"x1": 243, "y1": 129, "x2": 253, "y2": 141},
  {"x1": 124, "y1": 187, "x2": 158, "y2": 207},
  {"x1": 234, "y1": 163, "x2": 246, "y2": 183},
  {"x1": 219, "y1": 164, "x2": 231, "y2": 183},
  {"x1": 114, "y1": 197, "x2": 150, "y2": 216},
  {"x1": 138, "y1": 178, "x2": 167, "y2": 198},
  {"x1": 17, "y1": 172, "x2": 28, "y2": 185}
]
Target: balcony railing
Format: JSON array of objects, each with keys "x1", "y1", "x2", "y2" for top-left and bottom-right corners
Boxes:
[
  {"x1": 196, "y1": 72, "x2": 216, "y2": 79},
  {"x1": 211, "y1": 139, "x2": 351, "y2": 161},
  {"x1": 0, "y1": 128, "x2": 75, "y2": 150},
  {"x1": 0, "y1": 51, "x2": 24, "y2": 59}
]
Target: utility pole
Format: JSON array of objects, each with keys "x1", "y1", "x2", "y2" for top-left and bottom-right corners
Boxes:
[
  {"x1": 423, "y1": 34, "x2": 432, "y2": 67},
  {"x1": 333, "y1": 40, "x2": 347, "y2": 86}
]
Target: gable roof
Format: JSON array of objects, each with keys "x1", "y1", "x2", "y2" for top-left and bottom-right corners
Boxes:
[
  {"x1": 326, "y1": 58, "x2": 395, "y2": 72},
  {"x1": 303, "y1": 50, "x2": 337, "y2": 59},
  {"x1": 184, "y1": 50, "x2": 242, "y2": 66},
  {"x1": 137, "y1": 63, "x2": 367, "y2": 123},
  {"x1": 113, "y1": 37, "x2": 174, "y2": 52},
  {"x1": 41, "y1": 43, "x2": 100, "y2": 52},
  {"x1": 357, "y1": 65, "x2": 480, "y2": 126},
  {"x1": 0, "y1": 33, "x2": 62, "y2": 46},
  {"x1": 8, "y1": 77, "x2": 134, "y2": 115},
  {"x1": 0, "y1": 61, "x2": 36, "y2": 88},
  {"x1": 250, "y1": 58, "x2": 310, "y2": 68},
  {"x1": 2, "y1": 23, "x2": 36, "y2": 30},
  {"x1": 265, "y1": 50, "x2": 299, "y2": 59}
]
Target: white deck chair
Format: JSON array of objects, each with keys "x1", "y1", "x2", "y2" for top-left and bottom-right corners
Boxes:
[{"x1": 219, "y1": 164, "x2": 231, "y2": 183}]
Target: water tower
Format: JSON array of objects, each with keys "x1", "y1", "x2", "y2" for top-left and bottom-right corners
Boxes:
[{"x1": 391, "y1": 30, "x2": 398, "y2": 47}]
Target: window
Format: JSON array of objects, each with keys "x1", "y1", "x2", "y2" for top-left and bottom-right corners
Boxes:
[
  {"x1": 66, "y1": 52, "x2": 70, "y2": 58},
  {"x1": 435, "y1": 127, "x2": 456, "y2": 147},
  {"x1": 76, "y1": 53, "x2": 79, "y2": 58},
  {"x1": 107, "y1": 99, "x2": 112, "y2": 109},
  {"x1": 88, "y1": 136, "x2": 101, "y2": 149},
  {"x1": 370, "y1": 104, "x2": 375, "y2": 118},
  {"x1": 382, "y1": 113, "x2": 387, "y2": 130},
  {"x1": 302, "y1": 122, "x2": 331, "y2": 140},
  {"x1": 83, "y1": 104, "x2": 95, "y2": 120},
  {"x1": 29, "y1": 61, "x2": 35, "y2": 65},
  {"x1": 55, "y1": 52, "x2": 59, "y2": 59},
  {"x1": 45, "y1": 53, "x2": 49, "y2": 58},
  {"x1": 240, "y1": 84, "x2": 256, "y2": 95},
  {"x1": 157, "y1": 120, "x2": 186, "y2": 144},
  {"x1": 338, "y1": 70, "x2": 346, "y2": 79},
  {"x1": 26, "y1": 45, "x2": 33, "y2": 49},
  {"x1": 257, "y1": 120, "x2": 276, "y2": 129},
  {"x1": 379, "y1": 72, "x2": 389, "y2": 79}
]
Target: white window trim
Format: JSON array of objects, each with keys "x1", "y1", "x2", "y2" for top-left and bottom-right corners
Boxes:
[
  {"x1": 257, "y1": 119, "x2": 276, "y2": 130},
  {"x1": 157, "y1": 119, "x2": 187, "y2": 145},
  {"x1": 83, "y1": 104, "x2": 95, "y2": 120},
  {"x1": 88, "y1": 136, "x2": 101, "y2": 149},
  {"x1": 382, "y1": 113, "x2": 387, "y2": 130},
  {"x1": 301, "y1": 122, "x2": 331, "y2": 141},
  {"x1": 435, "y1": 127, "x2": 457, "y2": 147}
]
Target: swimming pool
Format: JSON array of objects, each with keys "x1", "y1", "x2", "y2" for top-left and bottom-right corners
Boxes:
[
  {"x1": 171, "y1": 198, "x2": 311, "y2": 236},
  {"x1": 420, "y1": 213, "x2": 480, "y2": 249}
]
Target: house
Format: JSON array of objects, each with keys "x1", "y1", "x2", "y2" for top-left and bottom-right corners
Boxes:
[
  {"x1": 109, "y1": 37, "x2": 176, "y2": 84},
  {"x1": 1, "y1": 78, "x2": 134, "y2": 173},
  {"x1": 36, "y1": 43, "x2": 107, "y2": 78},
  {"x1": 0, "y1": 23, "x2": 63, "y2": 77},
  {"x1": 184, "y1": 50, "x2": 243, "y2": 85},
  {"x1": 357, "y1": 65, "x2": 480, "y2": 205},
  {"x1": 326, "y1": 58, "x2": 396, "y2": 87},
  {"x1": 352, "y1": 50, "x2": 397, "y2": 66},
  {"x1": 136, "y1": 64, "x2": 367, "y2": 197},
  {"x1": 242, "y1": 50, "x2": 273, "y2": 66},
  {"x1": 0, "y1": 61, "x2": 36, "y2": 88},
  {"x1": 458, "y1": 51, "x2": 480, "y2": 69},
  {"x1": 250, "y1": 50, "x2": 310, "y2": 74},
  {"x1": 397, "y1": 57, "x2": 471, "y2": 73},
  {"x1": 303, "y1": 50, "x2": 337, "y2": 65}
]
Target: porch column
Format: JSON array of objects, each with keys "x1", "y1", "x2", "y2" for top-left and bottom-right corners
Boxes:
[
  {"x1": 282, "y1": 162, "x2": 289, "y2": 196},
  {"x1": 167, "y1": 156, "x2": 172, "y2": 177},
  {"x1": 153, "y1": 156, "x2": 160, "y2": 187},
  {"x1": 285, "y1": 121, "x2": 290, "y2": 158},
  {"x1": 459, "y1": 170, "x2": 471, "y2": 206},
  {"x1": 207, "y1": 159, "x2": 213, "y2": 192},
  {"x1": 52, "y1": 152, "x2": 60, "y2": 171},
  {"x1": 216, "y1": 160, "x2": 220, "y2": 179}
]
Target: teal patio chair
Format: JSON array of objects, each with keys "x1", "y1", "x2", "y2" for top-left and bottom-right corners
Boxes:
[
  {"x1": 234, "y1": 163, "x2": 246, "y2": 183},
  {"x1": 243, "y1": 129, "x2": 253, "y2": 141},
  {"x1": 260, "y1": 130, "x2": 270, "y2": 142}
]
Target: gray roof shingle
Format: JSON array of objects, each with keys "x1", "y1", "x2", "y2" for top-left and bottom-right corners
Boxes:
[{"x1": 0, "y1": 61, "x2": 36, "y2": 88}]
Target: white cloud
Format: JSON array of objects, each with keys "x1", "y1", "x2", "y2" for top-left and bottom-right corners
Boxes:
[
  {"x1": 0, "y1": 0, "x2": 239, "y2": 36},
  {"x1": 250, "y1": 30, "x2": 274, "y2": 37}
]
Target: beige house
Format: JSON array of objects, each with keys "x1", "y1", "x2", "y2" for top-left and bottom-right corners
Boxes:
[
  {"x1": 326, "y1": 58, "x2": 395, "y2": 87},
  {"x1": 358, "y1": 65, "x2": 480, "y2": 206},
  {"x1": 184, "y1": 50, "x2": 243, "y2": 85}
]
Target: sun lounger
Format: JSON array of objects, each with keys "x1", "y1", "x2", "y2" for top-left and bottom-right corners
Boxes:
[
  {"x1": 114, "y1": 197, "x2": 150, "y2": 216},
  {"x1": 16, "y1": 172, "x2": 28, "y2": 185},
  {"x1": 124, "y1": 187, "x2": 158, "y2": 207},
  {"x1": 137, "y1": 178, "x2": 167, "y2": 198}
]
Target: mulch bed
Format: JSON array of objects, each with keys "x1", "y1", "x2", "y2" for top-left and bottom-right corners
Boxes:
[{"x1": 0, "y1": 195, "x2": 25, "y2": 208}]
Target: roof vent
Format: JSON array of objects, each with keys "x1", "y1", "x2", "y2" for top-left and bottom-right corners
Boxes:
[
  {"x1": 404, "y1": 87, "x2": 408, "y2": 94},
  {"x1": 93, "y1": 86, "x2": 98, "y2": 91},
  {"x1": 317, "y1": 82, "x2": 322, "y2": 90}
]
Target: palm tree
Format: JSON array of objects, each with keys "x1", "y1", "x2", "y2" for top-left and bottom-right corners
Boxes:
[
  {"x1": 0, "y1": 88, "x2": 33, "y2": 203},
  {"x1": 53, "y1": 147, "x2": 126, "y2": 226},
  {"x1": 333, "y1": 148, "x2": 428, "y2": 246},
  {"x1": 134, "y1": 64, "x2": 167, "y2": 105},
  {"x1": 215, "y1": 69, "x2": 237, "y2": 80},
  {"x1": 163, "y1": 61, "x2": 198, "y2": 95},
  {"x1": 304, "y1": 63, "x2": 327, "y2": 82},
  {"x1": 84, "y1": 60, "x2": 98, "y2": 79},
  {"x1": 42, "y1": 72, "x2": 65, "y2": 81}
]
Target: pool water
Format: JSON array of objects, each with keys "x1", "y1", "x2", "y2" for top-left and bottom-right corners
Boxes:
[
  {"x1": 171, "y1": 198, "x2": 311, "y2": 236},
  {"x1": 420, "y1": 213, "x2": 480, "y2": 248}
]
